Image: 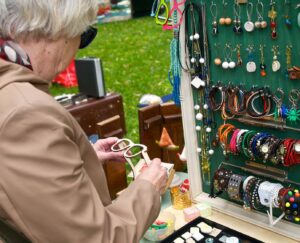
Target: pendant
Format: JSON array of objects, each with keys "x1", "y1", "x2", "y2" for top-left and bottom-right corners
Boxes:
[
  {"x1": 233, "y1": 25, "x2": 243, "y2": 34},
  {"x1": 272, "y1": 60, "x2": 281, "y2": 72},
  {"x1": 225, "y1": 18, "x2": 232, "y2": 25},
  {"x1": 229, "y1": 61, "x2": 236, "y2": 69},
  {"x1": 219, "y1": 17, "x2": 225, "y2": 25},
  {"x1": 261, "y1": 21, "x2": 267, "y2": 29},
  {"x1": 260, "y1": 63, "x2": 266, "y2": 77},
  {"x1": 191, "y1": 76, "x2": 205, "y2": 89},
  {"x1": 246, "y1": 61, "x2": 256, "y2": 72},
  {"x1": 271, "y1": 29, "x2": 277, "y2": 39},
  {"x1": 285, "y1": 17, "x2": 292, "y2": 28},
  {"x1": 254, "y1": 21, "x2": 261, "y2": 28},
  {"x1": 222, "y1": 61, "x2": 229, "y2": 69},
  {"x1": 212, "y1": 21, "x2": 218, "y2": 35},
  {"x1": 212, "y1": 26, "x2": 218, "y2": 35},
  {"x1": 244, "y1": 21, "x2": 254, "y2": 32},
  {"x1": 214, "y1": 58, "x2": 222, "y2": 66}
]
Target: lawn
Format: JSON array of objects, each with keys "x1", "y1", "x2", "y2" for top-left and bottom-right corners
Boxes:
[{"x1": 50, "y1": 17, "x2": 173, "y2": 142}]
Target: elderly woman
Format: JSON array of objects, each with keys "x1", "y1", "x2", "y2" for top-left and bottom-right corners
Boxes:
[{"x1": 0, "y1": 0, "x2": 167, "y2": 242}]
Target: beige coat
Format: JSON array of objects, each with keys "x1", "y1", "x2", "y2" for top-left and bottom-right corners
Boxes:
[{"x1": 0, "y1": 59, "x2": 160, "y2": 243}]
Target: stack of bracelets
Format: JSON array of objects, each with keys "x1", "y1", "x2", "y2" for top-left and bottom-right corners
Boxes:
[
  {"x1": 217, "y1": 123, "x2": 300, "y2": 166},
  {"x1": 210, "y1": 168, "x2": 300, "y2": 224},
  {"x1": 207, "y1": 84, "x2": 299, "y2": 119}
]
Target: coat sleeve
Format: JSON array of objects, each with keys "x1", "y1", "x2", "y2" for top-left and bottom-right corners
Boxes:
[{"x1": 0, "y1": 103, "x2": 160, "y2": 243}]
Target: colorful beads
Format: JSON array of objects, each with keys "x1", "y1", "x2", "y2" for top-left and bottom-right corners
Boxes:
[{"x1": 286, "y1": 202, "x2": 291, "y2": 207}]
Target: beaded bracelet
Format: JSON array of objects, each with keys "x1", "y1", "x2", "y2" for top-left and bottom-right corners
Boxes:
[
  {"x1": 210, "y1": 168, "x2": 233, "y2": 198},
  {"x1": 250, "y1": 179, "x2": 264, "y2": 210},
  {"x1": 243, "y1": 177, "x2": 258, "y2": 210},
  {"x1": 282, "y1": 189, "x2": 300, "y2": 223},
  {"x1": 258, "y1": 181, "x2": 283, "y2": 207},
  {"x1": 241, "y1": 130, "x2": 256, "y2": 158}
]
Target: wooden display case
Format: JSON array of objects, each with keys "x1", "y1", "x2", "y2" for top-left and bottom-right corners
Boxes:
[{"x1": 177, "y1": 1, "x2": 300, "y2": 241}]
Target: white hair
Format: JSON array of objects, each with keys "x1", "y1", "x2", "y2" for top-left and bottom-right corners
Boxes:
[{"x1": 0, "y1": 0, "x2": 98, "y2": 40}]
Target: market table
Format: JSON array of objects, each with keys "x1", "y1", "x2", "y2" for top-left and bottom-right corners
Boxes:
[{"x1": 140, "y1": 173, "x2": 298, "y2": 243}]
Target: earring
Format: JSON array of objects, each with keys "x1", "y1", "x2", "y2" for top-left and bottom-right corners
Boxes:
[
  {"x1": 246, "y1": 44, "x2": 256, "y2": 73},
  {"x1": 236, "y1": 44, "x2": 243, "y2": 66},
  {"x1": 259, "y1": 44, "x2": 266, "y2": 77},
  {"x1": 268, "y1": 0, "x2": 277, "y2": 39},
  {"x1": 271, "y1": 45, "x2": 281, "y2": 72},
  {"x1": 244, "y1": 2, "x2": 254, "y2": 32},
  {"x1": 285, "y1": 45, "x2": 292, "y2": 78},
  {"x1": 255, "y1": 1, "x2": 267, "y2": 29},
  {"x1": 214, "y1": 43, "x2": 222, "y2": 66},
  {"x1": 210, "y1": 1, "x2": 218, "y2": 35},
  {"x1": 233, "y1": 2, "x2": 243, "y2": 34},
  {"x1": 219, "y1": 0, "x2": 232, "y2": 25},
  {"x1": 222, "y1": 44, "x2": 230, "y2": 69},
  {"x1": 284, "y1": 0, "x2": 292, "y2": 28}
]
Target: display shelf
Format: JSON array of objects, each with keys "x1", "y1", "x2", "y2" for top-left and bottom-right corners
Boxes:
[{"x1": 178, "y1": 0, "x2": 300, "y2": 241}]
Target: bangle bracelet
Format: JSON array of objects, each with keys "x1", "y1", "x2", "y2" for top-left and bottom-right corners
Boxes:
[{"x1": 227, "y1": 174, "x2": 244, "y2": 201}]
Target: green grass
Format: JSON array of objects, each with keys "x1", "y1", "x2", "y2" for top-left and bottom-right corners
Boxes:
[{"x1": 50, "y1": 17, "x2": 172, "y2": 142}]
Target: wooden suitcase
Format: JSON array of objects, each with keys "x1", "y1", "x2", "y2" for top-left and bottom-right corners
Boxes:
[{"x1": 138, "y1": 102, "x2": 185, "y2": 171}]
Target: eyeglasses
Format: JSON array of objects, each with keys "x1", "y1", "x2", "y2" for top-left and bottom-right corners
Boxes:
[
  {"x1": 111, "y1": 138, "x2": 151, "y2": 179},
  {"x1": 152, "y1": 0, "x2": 173, "y2": 25},
  {"x1": 79, "y1": 25, "x2": 98, "y2": 49}
]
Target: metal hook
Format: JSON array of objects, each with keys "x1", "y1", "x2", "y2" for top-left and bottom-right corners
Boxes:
[
  {"x1": 273, "y1": 88, "x2": 284, "y2": 105},
  {"x1": 246, "y1": 2, "x2": 253, "y2": 21},
  {"x1": 256, "y1": 1, "x2": 264, "y2": 20},
  {"x1": 289, "y1": 89, "x2": 300, "y2": 107},
  {"x1": 210, "y1": 1, "x2": 217, "y2": 19}
]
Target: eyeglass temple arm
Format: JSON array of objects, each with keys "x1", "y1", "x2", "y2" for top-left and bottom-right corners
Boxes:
[{"x1": 141, "y1": 150, "x2": 152, "y2": 165}]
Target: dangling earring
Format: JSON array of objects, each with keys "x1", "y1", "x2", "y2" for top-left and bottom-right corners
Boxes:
[
  {"x1": 219, "y1": 0, "x2": 231, "y2": 26},
  {"x1": 259, "y1": 44, "x2": 267, "y2": 77},
  {"x1": 255, "y1": 0, "x2": 267, "y2": 29},
  {"x1": 214, "y1": 43, "x2": 222, "y2": 66},
  {"x1": 271, "y1": 45, "x2": 281, "y2": 72},
  {"x1": 284, "y1": 0, "x2": 292, "y2": 28},
  {"x1": 236, "y1": 44, "x2": 243, "y2": 66},
  {"x1": 210, "y1": 1, "x2": 218, "y2": 35},
  {"x1": 233, "y1": 2, "x2": 243, "y2": 34},
  {"x1": 244, "y1": 2, "x2": 254, "y2": 32},
  {"x1": 268, "y1": 0, "x2": 277, "y2": 39},
  {"x1": 297, "y1": 4, "x2": 300, "y2": 28},
  {"x1": 285, "y1": 45, "x2": 293, "y2": 78},
  {"x1": 222, "y1": 44, "x2": 230, "y2": 69},
  {"x1": 246, "y1": 44, "x2": 256, "y2": 73}
]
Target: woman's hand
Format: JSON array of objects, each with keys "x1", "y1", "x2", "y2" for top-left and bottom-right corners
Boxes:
[
  {"x1": 92, "y1": 137, "x2": 126, "y2": 164},
  {"x1": 136, "y1": 158, "x2": 168, "y2": 194}
]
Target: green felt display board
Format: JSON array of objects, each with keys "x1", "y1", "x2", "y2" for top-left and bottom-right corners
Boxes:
[{"x1": 186, "y1": 0, "x2": 300, "y2": 212}]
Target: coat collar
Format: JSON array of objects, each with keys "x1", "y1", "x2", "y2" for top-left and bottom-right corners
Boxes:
[{"x1": 0, "y1": 59, "x2": 50, "y2": 93}]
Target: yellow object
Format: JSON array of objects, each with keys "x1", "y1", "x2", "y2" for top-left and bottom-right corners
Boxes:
[{"x1": 170, "y1": 186, "x2": 192, "y2": 210}]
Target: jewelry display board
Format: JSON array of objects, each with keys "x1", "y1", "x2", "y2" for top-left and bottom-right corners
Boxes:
[{"x1": 176, "y1": 0, "x2": 300, "y2": 240}]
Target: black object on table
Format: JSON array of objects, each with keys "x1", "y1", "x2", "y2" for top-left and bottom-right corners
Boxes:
[{"x1": 161, "y1": 216, "x2": 263, "y2": 243}]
